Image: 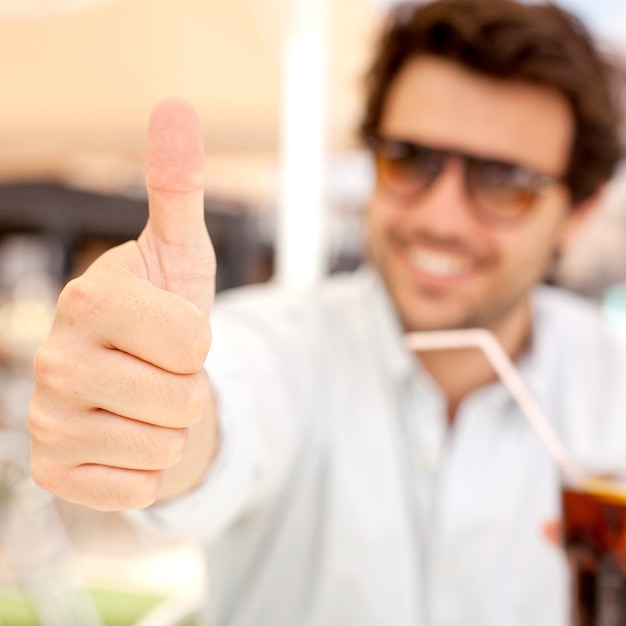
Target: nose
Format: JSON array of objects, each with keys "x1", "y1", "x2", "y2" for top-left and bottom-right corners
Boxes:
[{"x1": 411, "y1": 156, "x2": 481, "y2": 232}]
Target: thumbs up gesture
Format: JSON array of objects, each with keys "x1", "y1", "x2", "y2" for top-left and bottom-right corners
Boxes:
[{"x1": 28, "y1": 99, "x2": 219, "y2": 511}]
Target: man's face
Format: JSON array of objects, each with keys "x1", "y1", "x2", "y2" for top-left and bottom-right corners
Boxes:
[{"x1": 367, "y1": 56, "x2": 578, "y2": 334}]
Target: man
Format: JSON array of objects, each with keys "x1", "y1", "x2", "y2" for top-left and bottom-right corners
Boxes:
[{"x1": 28, "y1": 0, "x2": 626, "y2": 624}]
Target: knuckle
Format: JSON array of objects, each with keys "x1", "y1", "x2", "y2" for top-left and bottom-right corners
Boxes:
[
  {"x1": 27, "y1": 411, "x2": 50, "y2": 447},
  {"x1": 31, "y1": 350, "x2": 85, "y2": 415},
  {"x1": 32, "y1": 343, "x2": 56, "y2": 384},
  {"x1": 180, "y1": 310, "x2": 211, "y2": 373},
  {"x1": 33, "y1": 344, "x2": 70, "y2": 388},
  {"x1": 131, "y1": 422, "x2": 186, "y2": 469},
  {"x1": 180, "y1": 371, "x2": 212, "y2": 425},
  {"x1": 57, "y1": 277, "x2": 96, "y2": 318},
  {"x1": 57, "y1": 274, "x2": 114, "y2": 333},
  {"x1": 79, "y1": 468, "x2": 160, "y2": 512},
  {"x1": 160, "y1": 428, "x2": 188, "y2": 468},
  {"x1": 122, "y1": 471, "x2": 161, "y2": 510},
  {"x1": 30, "y1": 453, "x2": 161, "y2": 512},
  {"x1": 28, "y1": 400, "x2": 67, "y2": 450},
  {"x1": 187, "y1": 370, "x2": 212, "y2": 423},
  {"x1": 30, "y1": 455, "x2": 66, "y2": 495}
]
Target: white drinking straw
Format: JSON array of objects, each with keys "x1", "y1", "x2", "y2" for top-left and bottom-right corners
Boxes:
[{"x1": 404, "y1": 328, "x2": 583, "y2": 486}]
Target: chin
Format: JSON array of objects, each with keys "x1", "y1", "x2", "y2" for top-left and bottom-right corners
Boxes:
[
  {"x1": 394, "y1": 291, "x2": 469, "y2": 333},
  {"x1": 399, "y1": 308, "x2": 471, "y2": 333},
  {"x1": 403, "y1": 319, "x2": 465, "y2": 334}
]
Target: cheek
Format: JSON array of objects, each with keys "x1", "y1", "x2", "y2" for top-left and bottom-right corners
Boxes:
[
  {"x1": 499, "y1": 219, "x2": 565, "y2": 280},
  {"x1": 365, "y1": 195, "x2": 392, "y2": 245},
  {"x1": 367, "y1": 190, "x2": 411, "y2": 236}
]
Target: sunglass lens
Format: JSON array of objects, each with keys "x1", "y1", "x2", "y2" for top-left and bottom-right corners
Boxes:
[
  {"x1": 377, "y1": 141, "x2": 441, "y2": 196},
  {"x1": 468, "y1": 159, "x2": 535, "y2": 220}
]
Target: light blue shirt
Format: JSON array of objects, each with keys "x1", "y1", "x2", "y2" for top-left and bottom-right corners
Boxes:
[{"x1": 133, "y1": 266, "x2": 626, "y2": 626}]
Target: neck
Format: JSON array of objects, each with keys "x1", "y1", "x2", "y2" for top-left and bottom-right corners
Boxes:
[{"x1": 416, "y1": 301, "x2": 533, "y2": 424}]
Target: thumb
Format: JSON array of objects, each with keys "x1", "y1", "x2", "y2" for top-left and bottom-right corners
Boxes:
[{"x1": 138, "y1": 97, "x2": 216, "y2": 316}]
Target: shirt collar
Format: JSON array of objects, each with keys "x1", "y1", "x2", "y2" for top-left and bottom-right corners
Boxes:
[
  {"x1": 361, "y1": 268, "x2": 559, "y2": 408},
  {"x1": 359, "y1": 266, "x2": 563, "y2": 405}
]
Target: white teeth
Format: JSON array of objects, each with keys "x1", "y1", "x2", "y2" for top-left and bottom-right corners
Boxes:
[{"x1": 409, "y1": 248, "x2": 470, "y2": 277}]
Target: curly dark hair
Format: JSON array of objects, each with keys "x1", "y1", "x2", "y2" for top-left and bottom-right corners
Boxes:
[{"x1": 360, "y1": 0, "x2": 625, "y2": 206}]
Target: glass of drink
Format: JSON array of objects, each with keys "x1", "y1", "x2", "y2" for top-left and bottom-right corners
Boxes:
[{"x1": 562, "y1": 476, "x2": 626, "y2": 626}]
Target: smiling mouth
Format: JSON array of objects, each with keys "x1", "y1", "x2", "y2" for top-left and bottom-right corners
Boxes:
[{"x1": 408, "y1": 246, "x2": 474, "y2": 278}]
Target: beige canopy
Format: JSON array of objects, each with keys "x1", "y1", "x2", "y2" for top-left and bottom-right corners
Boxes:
[{"x1": 0, "y1": 0, "x2": 381, "y2": 204}]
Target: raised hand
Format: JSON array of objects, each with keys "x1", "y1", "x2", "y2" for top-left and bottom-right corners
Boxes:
[{"x1": 28, "y1": 98, "x2": 219, "y2": 511}]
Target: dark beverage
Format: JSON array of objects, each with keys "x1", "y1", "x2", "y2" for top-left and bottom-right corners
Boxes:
[{"x1": 562, "y1": 479, "x2": 626, "y2": 626}]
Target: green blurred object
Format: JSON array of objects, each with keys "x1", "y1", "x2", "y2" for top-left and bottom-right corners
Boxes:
[{"x1": 0, "y1": 588, "x2": 200, "y2": 626}]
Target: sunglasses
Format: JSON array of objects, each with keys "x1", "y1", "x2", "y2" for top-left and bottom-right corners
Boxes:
[{"x1": 367, "y1": 135, "x2": 562, "y2": 225}]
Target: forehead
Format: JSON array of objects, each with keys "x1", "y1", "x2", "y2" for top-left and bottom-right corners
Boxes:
[{"x1": 379, "y1": 56, "x2": 574, "y2": 173}]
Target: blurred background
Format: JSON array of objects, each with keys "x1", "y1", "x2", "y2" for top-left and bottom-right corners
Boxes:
[{"x1": 1, "y1": 0, "x2": 626, "y2": 624}]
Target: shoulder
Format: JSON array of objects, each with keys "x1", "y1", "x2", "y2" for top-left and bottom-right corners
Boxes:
[
  {"x1": 532, "y1": 283, "x2": 626, "y2": 372},
  {"x1": 533, "y1": 286, "x2": 626, "y2": 464},
  {"x1": 212, "y1": 268, "x2": 376, "y2": 328},
  {"x1": 534, "y1": 285, "x2": 612, "y2": 339},
  {"x1": 210, "y1": 268, "x2": 380, "y2": 353}
]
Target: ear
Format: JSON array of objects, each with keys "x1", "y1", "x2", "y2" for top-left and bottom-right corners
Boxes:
[{"x1": 557, "y1": 185, "x2": 605, "y2": 251}]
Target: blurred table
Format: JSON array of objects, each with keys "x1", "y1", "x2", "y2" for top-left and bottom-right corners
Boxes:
[{"x1": 0, "y1": 181, "x2": 273, "y2": 291}]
